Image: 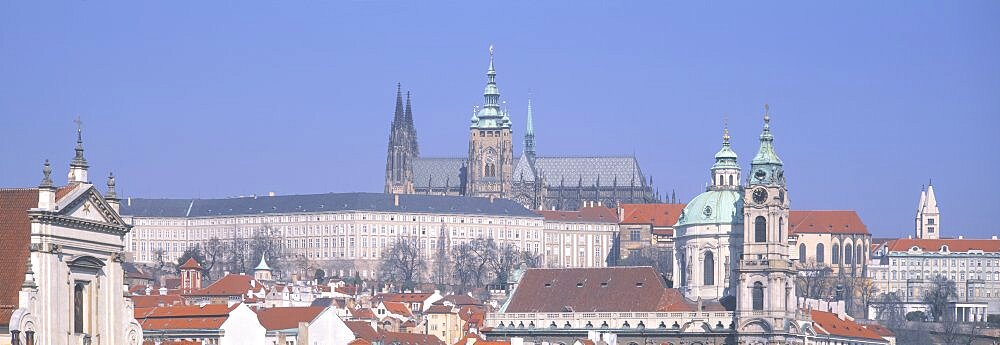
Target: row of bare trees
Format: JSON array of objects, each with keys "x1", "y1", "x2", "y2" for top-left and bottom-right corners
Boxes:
[
  {"x1": 378, "y1": 233, "x2": 541, "y2": 293},
  {"x1": 795, "y1": 260, "x2": 878, "y2": 319},
  {"x1": 146, "y1": 224, "x2": 292, "y2": 284}
]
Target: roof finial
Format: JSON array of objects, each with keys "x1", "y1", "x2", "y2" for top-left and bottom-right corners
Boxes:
[
  {"x1": 763, "y1": 104, "x2": 771, "y2": 126},
  {"x1": 488, "y1": 44, "x2": 495, "y2": 72},
  {"x1": 106, "y1": 172, "x2": 117, "y2": 199},
  {"x1": 71, "y1": 116, "x2": 88, "y2": 169},
  {"x1": 723, "y1": 116, "x2": 730, "y2": 144},
  {"x1": 40, "y1": 159, "x2": 53, "y2": 188}
]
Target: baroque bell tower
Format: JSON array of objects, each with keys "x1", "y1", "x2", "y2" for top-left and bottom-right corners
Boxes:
[
  {"x1": 737, "y1": 105, "x2": 798, "y2": 325},
  {"x1": 466, "y1": 45, "x2": 513, "y2": 199}
]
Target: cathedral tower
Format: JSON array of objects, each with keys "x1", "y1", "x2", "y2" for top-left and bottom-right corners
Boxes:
[
  {"x1": 915, "y1": 183, "x2": 940, "y2": 239},
  {"x1": 385, "y1": 84, "x2": 419, "y2": 194},
  {"x1": 466, "y1": 45, "x2": 513, "y2": 199},
  {"x1": 737, "y1": 105, "x2": 798, "y2": 327}
]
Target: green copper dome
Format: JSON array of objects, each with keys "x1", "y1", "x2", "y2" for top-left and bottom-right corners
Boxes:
[{"x1": 676, "y1": 189, "x2": 744, "y2": 227}]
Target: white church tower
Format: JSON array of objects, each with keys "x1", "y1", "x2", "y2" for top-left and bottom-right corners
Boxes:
[
  {"x1": 915, "y1": 183, "x2": 940, "y2": 239},
  {"x1": 735, "y1": 106, "x2": 799, "y2": 337}
]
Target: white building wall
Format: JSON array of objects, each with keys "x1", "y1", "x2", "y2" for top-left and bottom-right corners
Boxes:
[{"x1": 220, "y1": 304, "x2": 266, "y2": 345}]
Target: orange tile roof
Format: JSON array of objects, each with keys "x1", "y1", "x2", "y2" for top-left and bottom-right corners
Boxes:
[
  {"x1": 426, "y1": 305, "x2": 454, "y2": 314},
  {"x1": 135, "y1": 303, "x2": 239, "y2": 330},
  {"x1": 504, "y1": 267, "x2": 697, "y2": 313},
  {"x1": 187, "y1": 274, "x2": 254, "y2": 296},
  {"x1": 349, "y1": 339, "x2": 373, "y2": 345},
  {"x1": 257, "y1": 306, "x2": 325, "y2": 330},
  {"x1": 345, "y1": 320, "x2": 379, "y2": 340},
  {"x1": 383, "y1": 301, "x2": 414, "y2": 317},
  {"x1": 378, "y1": 292, "x2": 433, "y2": 303},
  {"x1": 864, "y1": 323, "x2": 895, "y2": 337},
  {"x1": 54, "y1": 185, "x2": 77, "y2": 202},
  {"x1": 349, "y1": 307, "x2": 377, "y2": 320},
  {"x1": 132, "y1": 294, "x2": 186, "y2": 308},
  {"x1": 789, "y1": 210, "x2": 868, "y2": 235},
  {"x1": 884, "y1": 238, "x2": 1000, "y2": 253},
  {"x1": 810, "y1": 310, "x2": 884, "y2": 341},
  {"x1": 180, "y1": 258, "x2": 202, "y2": 270},
  {"x1": 537, "y1": 207, "x2": 618, "y2": 223},
  {"x1": 378, "y1": 331, "x2": 446, "y2": 345},
  {"x1": 0, "y1": 188, "x2": 39, "y2": 327},
  {"x1": 620, "y1": 204, "x2": 685, "y2": 227}
]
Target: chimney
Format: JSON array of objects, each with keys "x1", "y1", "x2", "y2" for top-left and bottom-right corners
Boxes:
[
  {"x1": 993, "y1": 235, "x2": 998, "y2": 240},
  {"x1": 490, "y1": 196, "x2": 495, "y2": 203},
  {"x1": 958, "y1": 235, "x2": 964, "y2": 239},
  {"x1": 127, "y1": 196, "x2": 132, "y2": 206},
  {"x1": 394, "y1": 194, "x2": 400, "y2": 207},
  {"x1": 158, "y1": 287, "x2": 167, "y2": 296},
  {"x1": 269, "y1": 191, "x2": 275, "y2": 197}
]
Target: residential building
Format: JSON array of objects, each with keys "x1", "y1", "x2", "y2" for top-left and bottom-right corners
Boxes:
[
  {"x1": 1, "y1": 128, "x2": 143, "y2": 345},
  {"x1": 869, "y1": 237, "x2": 1000, "y2": 315},
  {"x1": 257, "y1": 306, "x2": 356, "y2": 345},
  {"x1": 808, "y1": 310, "x2": 890, "y2": 345},
  {"x1": 386, "y1": 46, "x2": 657, "y2": 210},
  {"x1": 136, "y1": 303, "x2": 265, "y2": 345},
  {"x1": 537, "y1": 207, "x2": 618, "y2": 268},
  {"x1": 120, "y1": 194, "x2": 544, "y2": 279}
]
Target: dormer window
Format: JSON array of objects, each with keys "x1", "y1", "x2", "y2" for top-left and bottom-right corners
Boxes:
[{"x1": 940, "y1": 245, "x2": 949, "y2": 253}]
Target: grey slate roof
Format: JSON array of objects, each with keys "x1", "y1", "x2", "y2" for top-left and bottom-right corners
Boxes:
[
  {"x1": 414, "y1": 156, "x2": 648, "y2": 188},
  {"x1": 120, "y1": 192, "x2": 539, "y2": 218},
  {"x1": 413, "y1": 157, "x2": 464, "y2": 189}
]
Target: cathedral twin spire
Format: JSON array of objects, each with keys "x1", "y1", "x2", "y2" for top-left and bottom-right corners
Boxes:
[{"x1": 385, "y1": 84, "x2": 419, "y2": 194}]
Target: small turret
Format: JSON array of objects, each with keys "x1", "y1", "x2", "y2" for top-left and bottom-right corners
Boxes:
[
  {"x1": 254, "y1": 255, "x2": 273, "y2": 282},
  {"x1": 106, "y1": 172, "x2": 120, "y2": 214}
]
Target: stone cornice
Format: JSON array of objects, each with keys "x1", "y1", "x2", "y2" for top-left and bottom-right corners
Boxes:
[{"x1": 28, "y1": 211, "x2": 130, "y2": 236}]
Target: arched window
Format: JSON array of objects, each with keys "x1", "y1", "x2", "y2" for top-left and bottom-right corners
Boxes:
[
  {"x1": 752, "y1": 282, "x2": 764, "y2": 310},
  {"x1": 704, "y1": 251, "x2": 715, "y2": 286},
  {"x1": 718, "y1": 175, "x2": 724, "y2": 186},
  {"x1": 728, "y1": 175, "x2": 734, "y2": 186},
  {"x1": 778, "y1": 217, "x2": 784, "y2": 240},
  {"x1": 754, "y1": 216, "x2": 767, "y2": 243},
  {"x1": 856, "y1": 244, "x2": 864, "y2": 264},
  {"x1": 816, "y1": 243, "x2": 825, "y2": 263},
  {"x1": 832, "y1": 244, "x2": 841, "y2": 264},
  {"x1": 845, "y1": 245, "x2": 854, "y2": 265},
  {"x1": 74, "y1": 283, "x2": 85, "y2": 334},
  {"x1": 799, "y1": 243, "x2": 807, "y2": 262}
]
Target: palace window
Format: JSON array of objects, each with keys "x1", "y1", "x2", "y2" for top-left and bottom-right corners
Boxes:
[
  {"x1": 799, "y1": 243, "x2": 807, "y2": 262},
  {"x1": 832, "y1": 244, "x2": 841, "y2": 264},
  {"x1": 74, "y1": 282, "x2": 85, "y2": 334},
  {"x1": 816, "y1": 243, "x2": 825, "y2": 263}
]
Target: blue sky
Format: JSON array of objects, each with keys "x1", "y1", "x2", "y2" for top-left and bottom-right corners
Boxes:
[{"x1": 1, "y1": 1, "x2": 998, "y2": 238}]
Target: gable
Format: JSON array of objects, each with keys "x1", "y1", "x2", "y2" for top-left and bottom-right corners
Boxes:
[{"x1": 58, "y1": 184, "x2": 128, "y2": 228}]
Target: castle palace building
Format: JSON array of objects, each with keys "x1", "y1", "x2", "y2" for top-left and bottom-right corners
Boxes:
[{"x1": 384, "y1": 46, "x2": 657, "y2": 211}]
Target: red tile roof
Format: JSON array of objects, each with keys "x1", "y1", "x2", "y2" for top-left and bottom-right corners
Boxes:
[
  {"x1": 434, "y1": 294, "x2": 482, "y2": 307},
  {"x1": 187, "y1": 274, "x2": 254, "y2": 296},
  {"x1": 180, "y1": 258, "x2": 203, "y2": 270},
  {"x1": 349, "y1": 339, "x2": 373, "y2": 345},
  {"x1": 377, "y1": 292, "x2": 434, "y2": 303},
  {"x1": 132, "y1": 294, "x2": 186, "y2": 308},
  {"x1": 378, "y1": 331, "x2": 445, "y2": 345},
  {"x1": 345, "y1": 320, "x2": 379, "y2": 340},
  {"x1": 788, "y1": 210, "x2": 868, "y2": 235},
  {"x1": 425, "y1": 305, "x2": 454, "y2": 314},
  {"x1": 0, "y1": 188, "x2": 39, "y2": 327},
  {"x1": 349, "y1": 307, "x2": 377, "y2": 320},
  {"x1": 503, "y1": 267, "x2": 696, "y2": 313},
  {"x1": 257, "y1": 306, "x2": 325, "y2": 330},
  {"x1": 537, "y1": 207, "x2": 618, "y2": 223},
  {"x1": 54, "y1": 185, "x2": 77, "y2": 202},
  {"x1": 620, "y1": 204, "x2": 685, "y2": 227},
  {"x1": 810, "y1": 310, "x2": 884, "y2": 341},
  {"x1": 382, "y1": 301, "x2": 414, "y2": 317},
  {"x1": 884, "y1": 238, "x2": 1000, "y2": 253},
  {"x1": 135, "y1": 303, "x2": 239, "y2": 330},
  {"x1": 864, "y1": 323, "x2": 895, "y2": 337}
]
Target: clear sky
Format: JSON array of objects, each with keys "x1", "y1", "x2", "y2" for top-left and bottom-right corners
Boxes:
[{"x1": 1, "y1": 1, "x2": 998, "y2": 238}]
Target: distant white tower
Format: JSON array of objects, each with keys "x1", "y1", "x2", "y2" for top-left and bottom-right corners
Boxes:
[{"x1": 915, "y1": 183, "x2": 940, "y2": 239}]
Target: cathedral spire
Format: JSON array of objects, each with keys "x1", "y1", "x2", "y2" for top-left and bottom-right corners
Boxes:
[
  {"x1": 394, "y1": 83, "x2": 404, "y2": 123},
  {"x1": 405, "y1": 91, "x2": 413, "y2": 124},
  {"x1": 524, "y1": 97, "x2": 536, "y2": 160},
  {"x1": 472, "y1": 44, "x2": 508, "y2": 129}
]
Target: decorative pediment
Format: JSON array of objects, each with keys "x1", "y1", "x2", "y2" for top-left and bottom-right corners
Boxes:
[{"x1": 58, "y1": 185, "x2": 128, "y2": 228}]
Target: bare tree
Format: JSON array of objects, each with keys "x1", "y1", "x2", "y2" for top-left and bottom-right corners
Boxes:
[
  {"x1": 873, "y1": 292, "x2": 905, "y2": 327},
  {"x1": 152, "y1": 248, "x2": 168, "y2": 283},
  {"x1": 432, "y1": 223, "x2": 451, "y2": 288},
  {"x1": 379, "y1": 237, "x2": 426, "y2": 291},
  {"x1": 923, "y1": 275, "x2": 957, "y2": 321},
  {"x1": 176, "y1": 245, "x2": 206, "y2": 275},
  {"x1": 486, "y1": 241, "x2": 525, "y2": 287},
  {"x1": 203, "y1": 237, "x2": 228, "y2": 280},
  {"x1": 229, "y1": 232, "x2": 250, "y2": 274},
  {"x1": 795, "y1": 260, "x2": 834, "y2": 299},
  {"x1": 452, "y1": 239, "x2": 491, "y2": 293},
  {"x1": 249, "y1": 224, "x2": 288, "y2": 278},
  {"x1": 855, "y1": 276, "x2": 879, "y2": 319}
]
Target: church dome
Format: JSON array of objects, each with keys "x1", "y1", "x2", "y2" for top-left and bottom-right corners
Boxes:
[{"x1": 676, "y1": 189, "x2": 744, "y2": 227}]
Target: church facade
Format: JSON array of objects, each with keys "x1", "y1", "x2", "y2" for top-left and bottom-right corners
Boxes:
[{"x1": 384, "y1": 46, "x2": 658, "y2": 210}]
